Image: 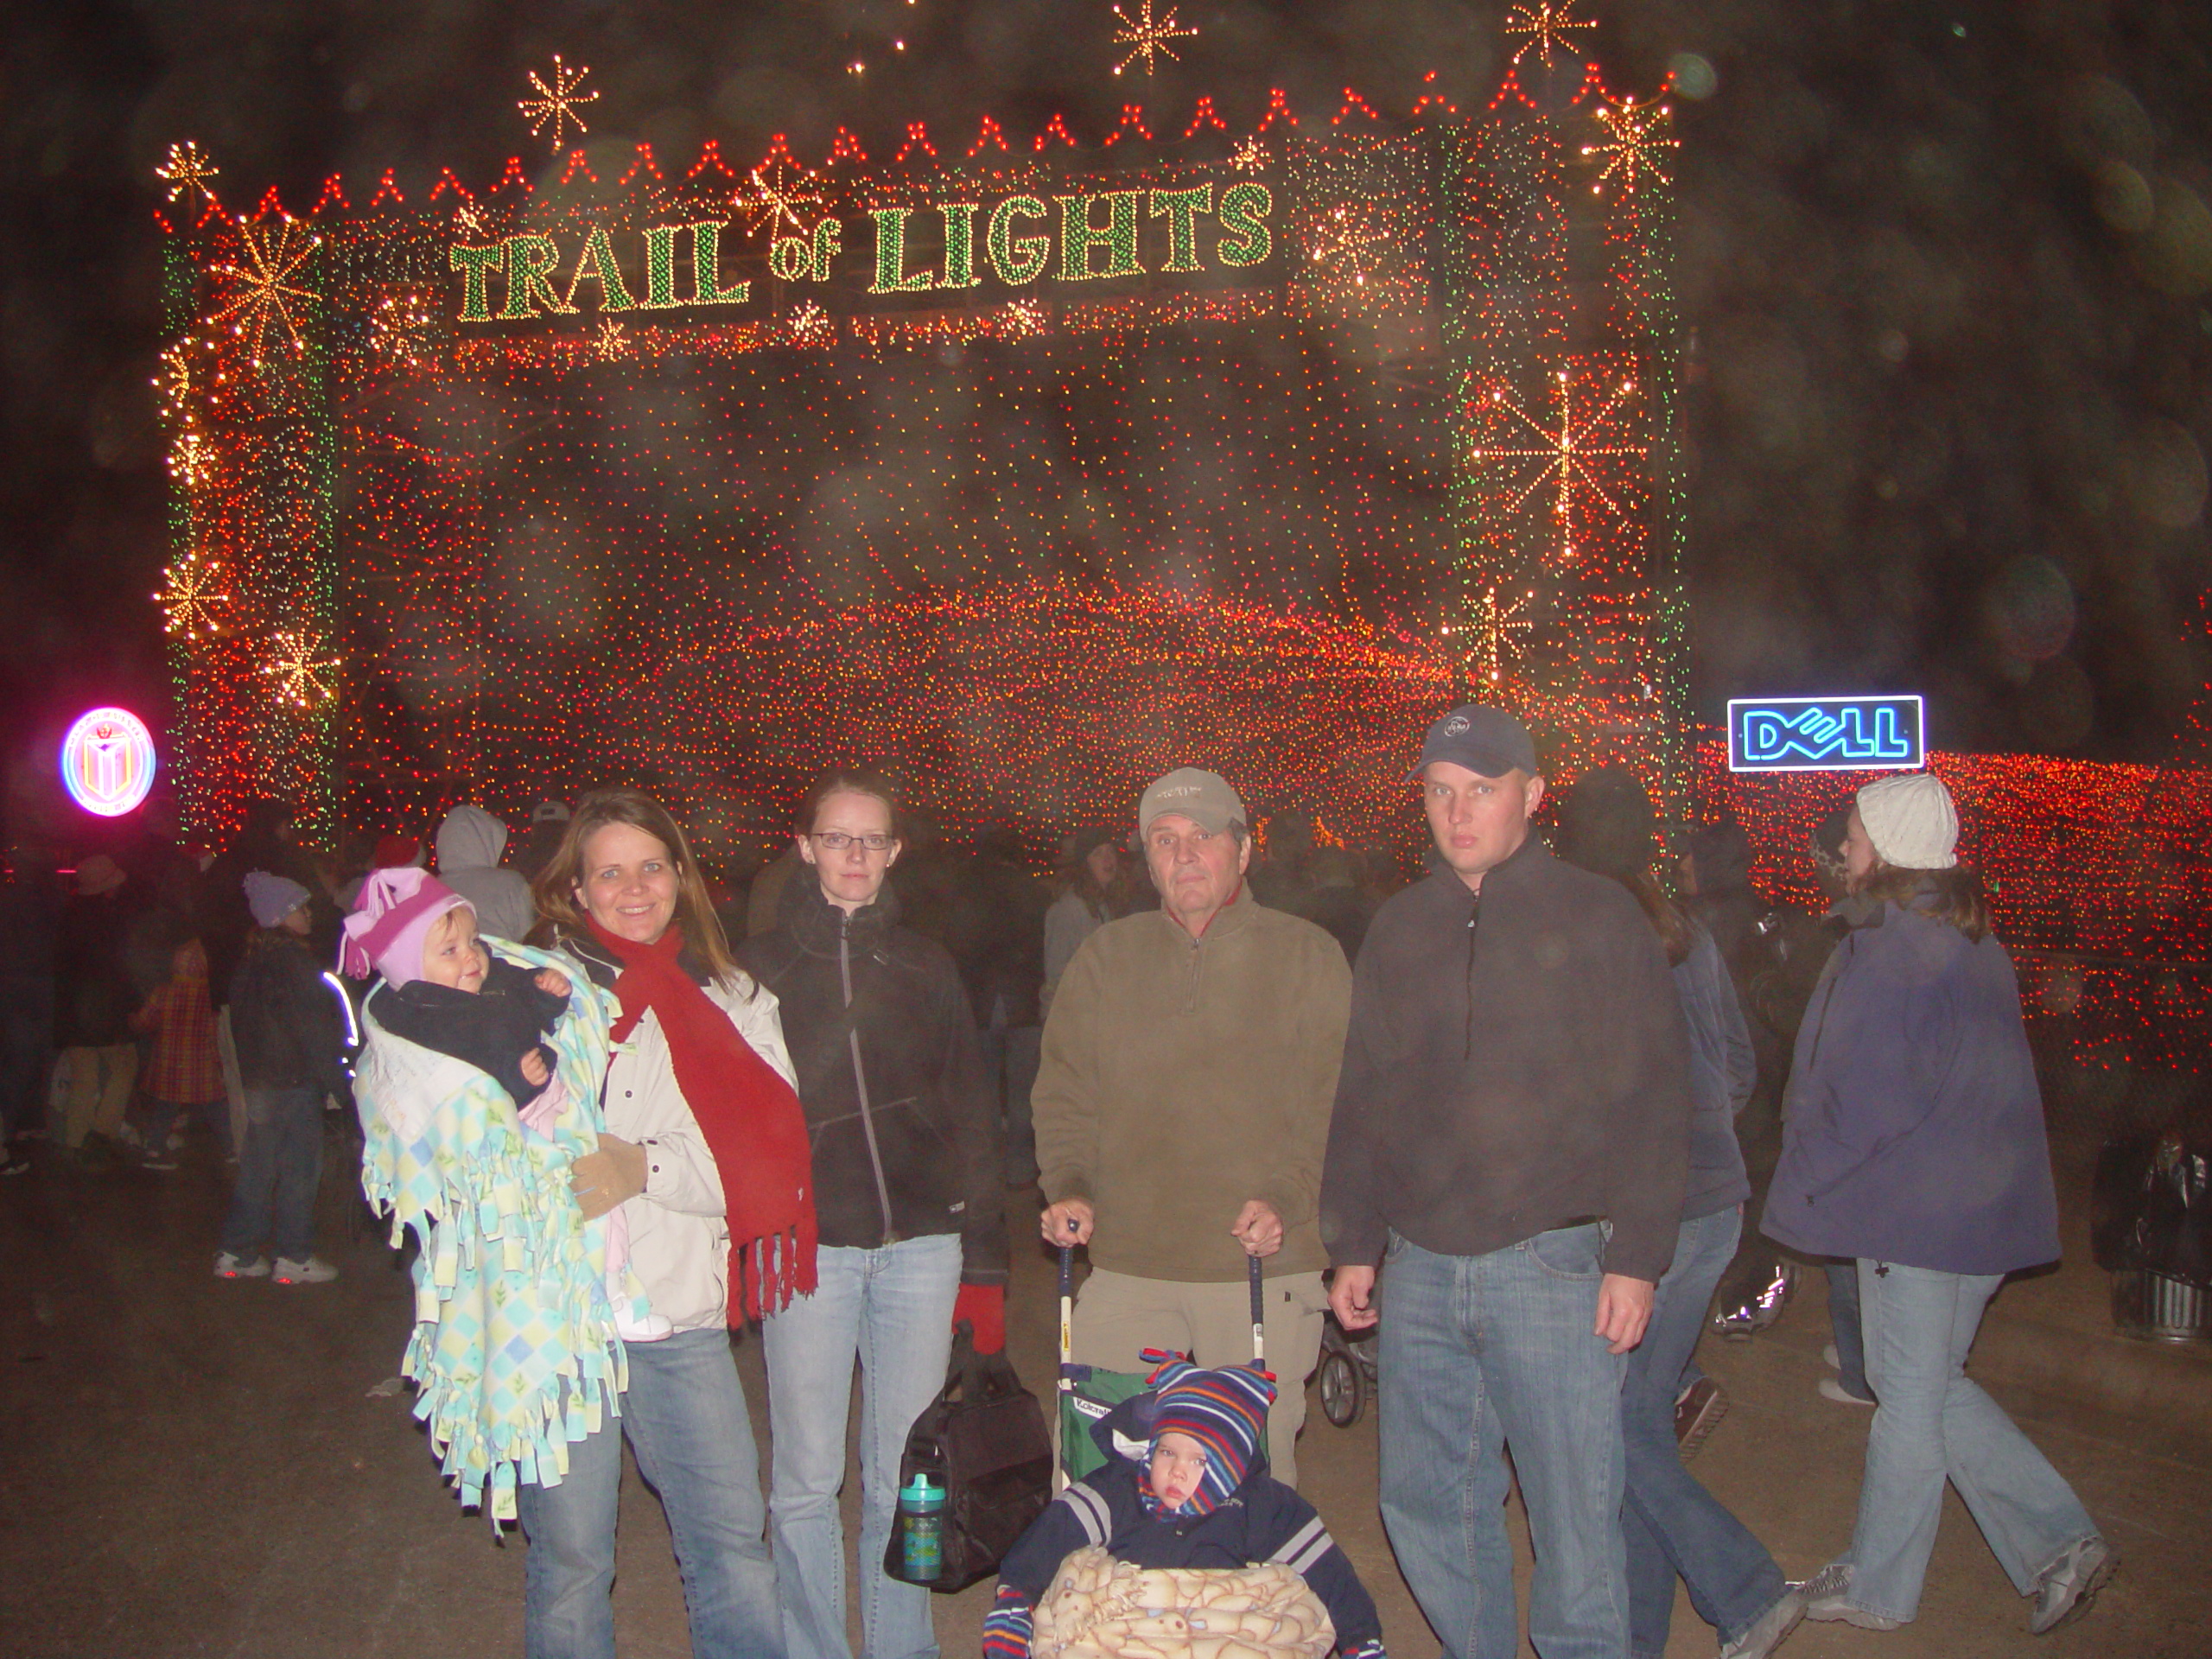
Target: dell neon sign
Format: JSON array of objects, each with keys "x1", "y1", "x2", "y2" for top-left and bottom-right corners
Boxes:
[{"x1": 1727, "y1": 696, "x2": 1924, "y2": 773}]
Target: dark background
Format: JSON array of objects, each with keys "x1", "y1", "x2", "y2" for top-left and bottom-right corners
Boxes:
[{"x1": 5, "y1": 0, "x2": 2210, "y2": 801}]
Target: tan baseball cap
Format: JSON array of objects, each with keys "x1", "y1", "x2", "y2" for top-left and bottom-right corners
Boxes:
[{"x1": 1137, "y1": 767, "x2": 1247, "y2": 836}]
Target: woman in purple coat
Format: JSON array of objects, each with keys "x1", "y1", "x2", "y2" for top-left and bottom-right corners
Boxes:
[{"x1": 1763, "y1": 772, "x2": 2112, "y2": 1637}]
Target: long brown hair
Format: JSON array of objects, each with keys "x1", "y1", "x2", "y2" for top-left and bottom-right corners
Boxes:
[
  {"x1": 530, "y1": 788, "x2": 741, "y2": 982},
  {"x1": 1615, "y1": 868, "x2": 1695, "y2": 967},
  {"x1": 1854, "y1": 861, "x2": 1992, "y2": 943}
]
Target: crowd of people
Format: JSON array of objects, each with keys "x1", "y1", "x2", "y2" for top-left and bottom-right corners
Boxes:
[{"x1": 0, "y1": 701, "x2": 2118, "y2": 1659}]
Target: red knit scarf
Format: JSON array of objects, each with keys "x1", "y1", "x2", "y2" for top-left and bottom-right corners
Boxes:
[{"x1": 587, "y1": 918, "x2": 817, "y2": 1320}]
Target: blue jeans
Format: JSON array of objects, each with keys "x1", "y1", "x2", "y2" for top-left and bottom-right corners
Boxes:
[
  {"x1": 516, "y1": 1325, "x2": 783, "y2": 1659},
  {"x1": 1827, "y1": 1261, "x2": 1873, "y2": 1401},
  {"x1": 1377, "y1": 1226, "x2": 1628, "y2": 1659},
  {"x1": 219, "y1": 1085, "x2": 323, "y2": 1262},
  {"x1": 762, "y1": 1234, "x2": 963, "y2": 1659},
  {"x1": 1622, "y1": 1208, "x2": 1787, "y2": 1657},
  {"x1": 1840, "y1": 1260, "x2": 2099, "y2": 1623}
]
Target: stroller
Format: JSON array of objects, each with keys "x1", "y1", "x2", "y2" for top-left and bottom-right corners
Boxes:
[
  {"x1": 1057, "y1": 1243, "x2": 1268, "y2": 1484},
  {"x1": 1313, "y1": 1310, "x2": 1379, "y2": 1428}
]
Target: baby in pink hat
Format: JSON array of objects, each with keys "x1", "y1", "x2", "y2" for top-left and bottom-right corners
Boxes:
[{"x1": 340, "y1": 867, "x2": 573, "y2": 1131}]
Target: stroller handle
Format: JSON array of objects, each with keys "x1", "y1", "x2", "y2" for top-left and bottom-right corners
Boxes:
[{"x1": 1249, "y1": 1250, "x2": 1265, "y2": 1367}]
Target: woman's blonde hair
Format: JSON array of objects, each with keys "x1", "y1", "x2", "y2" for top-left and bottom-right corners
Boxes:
[
  {"x1": 1853, "y1": 861, "x2": 1993, "y2": 944},
  {"x1": 530, "y1": 788, "x2": 741, "y2": 982}
]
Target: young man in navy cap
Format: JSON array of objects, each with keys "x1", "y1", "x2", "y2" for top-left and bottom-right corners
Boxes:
[{"x1": 1320, "y1": 707, "x2": 1694, "y2": 1659}]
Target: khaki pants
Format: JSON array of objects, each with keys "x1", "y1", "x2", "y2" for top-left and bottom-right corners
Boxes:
[
  {"x1": 1071, "y1": 1267, "x2": 1328, "y2": 1487},
  {"x1": 56, "y1": 1044, "x2": 137, "y2": 1148}
]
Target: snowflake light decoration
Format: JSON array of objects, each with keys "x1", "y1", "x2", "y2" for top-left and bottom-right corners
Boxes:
[
  {"x1": 789, "y1": 302, "x2": 834, "y2": 346},
  {"x1": 1230, "y1": 138, "x2": 1268, "y2": 174},
  {"x1": 207, "y1": 219, "x2": 319, "y2": 366},
  {"x1": 1003, "y1": 297, "x2": 1048, "y2": 339},
  {"x1": 168, "y1": 429, "x2": 214, "y2": 489},
  {"x1": 155, "y1": 555, "x2": 228, "y2": 642},
  {"x1": 156, "y1": 141, "x2": 219, "y2": 206},
  {"x1": 1467, "y1": 370, "x2": 1644, "y2": 564},
  {"x1": 369, "y1": 292, "x2": 438, "y2": 370},
  {"x1": 262, "y1": 631, "x2": 339, "y2": 709},
  {"x1": 593, "y1": 319, "x2": 630, "y2": 360},
  {"x1": 1109, "y1": 0, "x2": 1196, "y2": 78},
  {"x1": 739, "y1": 161, "x2": 827, "y2": 238},
  {"x1": 1583, "y1": 97, "x2": 1678, "y2": 194},
  {"x1": 1502, "y1": 2, "x2": 1592, "y2": 62},
  {"x1": 454, "y1": 202, "x2": 487, "y2": 237},
  {"x1": 518, "y1": 55, "x2": 599, "y2": 153},
  {"x1": 1306, "y1": 202, "x2": 1387, "y2": 294}
]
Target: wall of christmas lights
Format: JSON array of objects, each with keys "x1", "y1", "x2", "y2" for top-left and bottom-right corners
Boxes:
[{"x1": 156, "y1": 22, "x2": 1684, "y2": 858}]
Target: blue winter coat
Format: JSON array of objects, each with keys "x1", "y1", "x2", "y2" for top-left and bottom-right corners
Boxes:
[{"x1": 1760, "y1": 894, "x2": 2059, "y2": 1276}]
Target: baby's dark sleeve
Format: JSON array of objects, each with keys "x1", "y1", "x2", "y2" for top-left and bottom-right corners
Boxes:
[{"x1": 1255, "y1": 1484, "x2": 1386, "y2": 1656}]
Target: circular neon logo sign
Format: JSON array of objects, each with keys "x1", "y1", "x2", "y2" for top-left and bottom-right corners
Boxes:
[{"x1": 60, "y1": 707, "x2": 158, "y2": 817}]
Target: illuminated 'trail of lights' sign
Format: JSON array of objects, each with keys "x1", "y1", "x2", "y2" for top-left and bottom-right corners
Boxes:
[
  {"x1": 60, "y1": 706, "x2": 158, "y2": 817},
  {"x1": 1727, "y1": 695, "x2": 1925, "y2": 773}
]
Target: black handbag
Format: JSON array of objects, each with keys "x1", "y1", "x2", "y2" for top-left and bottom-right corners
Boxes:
[{"x1": 881, "y1": 1325, "x2": 1054, "y2": 1592}]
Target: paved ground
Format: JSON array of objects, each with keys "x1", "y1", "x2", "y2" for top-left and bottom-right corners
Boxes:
[{"x1": 3, "y1": 1122, "x2": 2206, "y2": 1658}]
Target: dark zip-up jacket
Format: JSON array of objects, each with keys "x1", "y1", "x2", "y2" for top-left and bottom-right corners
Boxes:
[
  {"x1": 1761, "y1": 891, "x2": 2059, "y2": 1275},
  {"x1": 1319, "y1": 839, "x2": 1692, "y2": 1282},
  {"x1": 737, "y1": 877, "x2": 1007, "y2": 1285},
  {"x1": 229, "y1": 931, "x2": 352, "y2": 1103},
  {"x1": 995, "y1": 1391, "x2": 1384, "y2": 1654}
]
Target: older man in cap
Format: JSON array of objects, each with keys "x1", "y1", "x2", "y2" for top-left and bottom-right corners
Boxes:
[
  {"x1": 1033, "y1": 767, "x2": 1351, "y2": 1484},
  {"x1": 1321, "y1": 706, "x2": 1694, "y2": 1659}
]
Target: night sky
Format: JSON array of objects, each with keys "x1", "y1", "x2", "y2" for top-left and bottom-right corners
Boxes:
[{"x1": 3, "y1": 0, "x2": 2209, "y2": 795}]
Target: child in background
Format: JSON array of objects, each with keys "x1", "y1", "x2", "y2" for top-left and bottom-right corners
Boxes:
[
  {"x1": 131, "y1": 937, "x2": 225, "y2": 1169},
  {"x1": 986, "y1": 1357, "x2": 1386, "y2": 1659},
  {"x1": 216, "y1": 873, "x2": 353, "y2": 1284}
]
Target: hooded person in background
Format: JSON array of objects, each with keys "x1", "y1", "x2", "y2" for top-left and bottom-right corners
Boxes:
[
  {"x1": 435, "y1": 804, "x2": 536, "y2": 944},
  {"x1": 216, "y1": 872, "x2": 353, "y2": 1284}
]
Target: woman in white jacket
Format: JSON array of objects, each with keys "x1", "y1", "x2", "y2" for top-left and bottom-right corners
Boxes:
[{"x1": 524, "y1": 789, "x2": 817, "y2": 1659}]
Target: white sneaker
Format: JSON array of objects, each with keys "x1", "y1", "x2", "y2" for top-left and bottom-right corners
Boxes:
[
  {"x1": 214, "y1": 1251, "x2": 269, "y2": 1279},
  {"x1": 1819, "y1": 1377, "x2": 1876, "y2": 1407},
  {"x1": 1822, "y1": 1342, "x2": 1841, "y2": 1369},
  {"x1": 270, "y1": 1255, "x2": 339, "y2": 1284}
]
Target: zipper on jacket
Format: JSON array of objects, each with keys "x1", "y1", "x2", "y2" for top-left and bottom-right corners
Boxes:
[
  {"x1": 1462, "y1": 891, "x2": 1483, "y2": 1061},
  {"x1": 838, "y1": 909, "x2": 900, "y2": 1244}
]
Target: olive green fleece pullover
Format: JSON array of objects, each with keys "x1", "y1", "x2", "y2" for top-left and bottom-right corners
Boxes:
[{"x1": 1033, "y1": 887, "x2": 1351, "y2": 1283}]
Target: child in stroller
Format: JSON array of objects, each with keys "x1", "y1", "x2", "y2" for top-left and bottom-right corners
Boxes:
[{"x1": 986, "y1": 1355, "x2": 1386, "y2": 1659}]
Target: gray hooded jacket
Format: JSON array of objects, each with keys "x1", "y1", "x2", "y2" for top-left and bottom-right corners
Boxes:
[{"x1": 435, "y1": 805, "x2": 536, "y2": 944}]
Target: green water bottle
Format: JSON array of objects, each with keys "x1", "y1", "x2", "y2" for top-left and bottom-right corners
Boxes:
[{"x1": 898, "y1": 1472, "x2": 944, "y2": 1582}]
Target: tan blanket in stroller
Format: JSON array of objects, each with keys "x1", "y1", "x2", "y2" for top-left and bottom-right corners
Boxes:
[{"x1": 1032, "y1": 1546, "x2": 1337, "y2": 1659}]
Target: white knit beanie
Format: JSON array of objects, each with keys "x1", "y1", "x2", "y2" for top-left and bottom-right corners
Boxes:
[{"x1": 1855, "y1": 772, "x2": 1958, "y2": 871}]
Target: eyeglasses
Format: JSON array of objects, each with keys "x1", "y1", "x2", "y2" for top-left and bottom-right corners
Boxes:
[{"x1": 810, "y1": 831, "x2": 895, "y2": 853}]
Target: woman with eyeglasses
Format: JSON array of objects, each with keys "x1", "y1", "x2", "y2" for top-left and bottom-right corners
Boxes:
[{"x1": 736, "y1": 770, "x2": 1007, "y2": 1659}]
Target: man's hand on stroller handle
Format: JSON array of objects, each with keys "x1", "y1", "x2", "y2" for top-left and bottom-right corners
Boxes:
[
  {"x1": 1041, "y1": 1198, "x2": 1095, "y2": 1246},
  {"x1": 1230, "y1": 1199, "x2": 1283, "y2": 1258}
]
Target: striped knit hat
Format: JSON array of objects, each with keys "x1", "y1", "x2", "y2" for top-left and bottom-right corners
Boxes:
[{"x1": 1139, "y1": 1350, "x2": 1275, "y2": 1515}]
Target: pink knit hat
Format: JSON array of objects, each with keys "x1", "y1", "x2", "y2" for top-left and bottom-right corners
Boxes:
[{"x1": 340, "y1": 867, "x2": 472, "y2": 987}]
